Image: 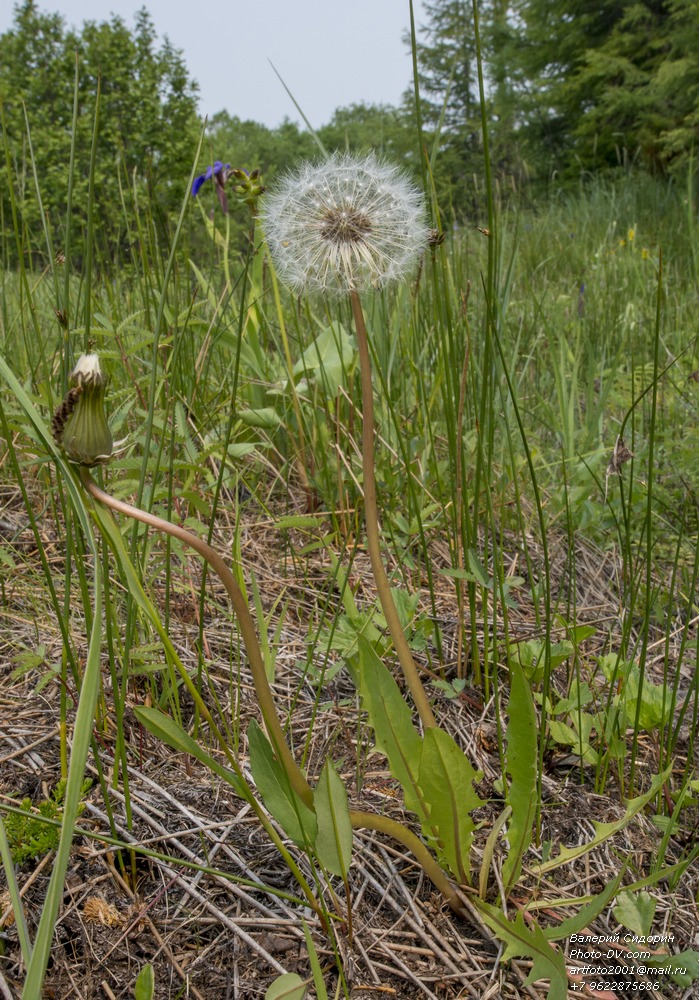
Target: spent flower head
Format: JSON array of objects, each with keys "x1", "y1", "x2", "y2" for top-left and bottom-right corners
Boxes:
[
  {"x1": 262, "y1": 152, "x2": 429, "y2": 296},
  {"x1": 52, "y1": 354, "x2": 113, "y2": 466},
  {"x1": 229, "y1": 167, "x2": 265, "y2": 212}
]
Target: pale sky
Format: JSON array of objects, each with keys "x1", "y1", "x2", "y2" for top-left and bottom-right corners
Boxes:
[{"x1": 2, "y1": 0, "x2": 428, "y2": 128}]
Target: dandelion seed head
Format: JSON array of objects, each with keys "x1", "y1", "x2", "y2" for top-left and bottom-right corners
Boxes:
[{"x1": 262, "y1": 152, "x2": 428, "y2": 296}]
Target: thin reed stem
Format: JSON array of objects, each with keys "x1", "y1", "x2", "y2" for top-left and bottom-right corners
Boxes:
[
  {"x1": 350, "y1": 289, "x2": 436, "y2": 730},
  {"x1": 79, "y1": 468, "x2": 313, "y2": 807}
]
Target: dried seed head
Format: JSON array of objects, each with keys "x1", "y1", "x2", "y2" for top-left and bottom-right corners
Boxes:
[{"x1": 607, "y1": 435, "x2": 634, "y2": 476}]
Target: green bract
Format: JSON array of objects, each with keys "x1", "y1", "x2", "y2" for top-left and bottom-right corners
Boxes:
[{"x1": 53, "y1": 354, "x2": 113, "y2": 467}]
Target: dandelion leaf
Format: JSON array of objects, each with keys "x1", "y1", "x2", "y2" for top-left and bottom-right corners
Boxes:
[
  {"x1": 647, "y1": 950, "x2": 699, "y2": 986},
  {"x1": 532, "y1": 767, "x2": 671, "y2": 874},
  {"x1": 293, "y1": 322, "x2": 355, "y2": 397},
  {"x1": 417, "y1": 727, "x2": 483, "y2": 883},
  {"x1": 248, "y1": 720, "x2": 317, "y2": 849},
  {"x1": 474, "y1": 900, "x2": 567, "y2": 1000},
  {"x1": 613, "y1": 890, "x2": 656, "y2": 937},
  {"x1": 501, "y1": 659, "x2": 538, "y2": 895},
  {"x1": 544, "y1": 866, "x2": 626, "y2": 941},
  {"x1": 314, "y1": 760, "x2": 353, "y2": 877},
  {"x1": 265, "y1": 973, "x2": 307, "y2": 1000},
  {"x1": 134, "y1": 707, "x2": 244, "y2": 795},
  {"x1": 348, "y1": 636, "x2": 427, "y2": 825},
  {"x1": 134, "y1": 965, "x2": 155, "y2": 1000}
]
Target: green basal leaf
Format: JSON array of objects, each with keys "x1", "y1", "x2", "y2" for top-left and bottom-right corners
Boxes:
[
  {"x1": 264, "y1": 972, "x2": 307, "y2": 1000},
  {"x1": 417, "y1": 727, "x2": 483, "y2": 883},
  {"x1": 293, "y1": 321, "x2": 355, "y2": 397},
  {"x1": 532, "y1": 767, "x2": 672, "y2": 874},
  {"x1": 347, "y1": 636, "x2": 427, "y2": 825},
  {"x1": 134, "y1": 963, "x2": 155, "y2": 1000},
  {"x1": 473, "y1": 899, "x2": 568, "y2": 1000},
  {"x1": 543, "y1": 867, "x2": 626, "y2": 941},
  {"x1": 501, "y1": 659, "x2": 537, "y2": 896},
  {"x1": 314, "y1": 760, "x2": 353, "y2": 877},
  {"x1": 238, "y1": 407, "x2": 282, "y2": 428},
  {"x1": 612, "y1": 890, "x2": 656, "y2": 937},
  {"x1": 248, "y1": 720, "x2": 317, "y2": 849},
  {"x1": 349, "y1": 637, "x2": 483, "y2": 880},
  {"x1": 646, "y1": 950, "x2": 699, "y2": 986},
  {"x1": 302, "y1": 919, "x2": 329, "y2": 1000}
]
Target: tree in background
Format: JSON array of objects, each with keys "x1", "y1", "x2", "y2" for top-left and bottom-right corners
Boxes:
[
  {"x1": 318, "y1": 103, "x2": 421, "y2": 170},
  {"x1": 407, "y1": 0, "x2": 525, "y2": 217},
  {"x1": 510, "y1": 0, "x2": 699, "y2": 177},
  {"x1": 204, "y1": 112, "x2": 317, "y2": 183},
  {"x1": 411, "y1": 0, "x2": 699, "y2": 188},
  {"x1": 2, "y1": 0, "x2": 698, "y2": 266},
  {"x1": 408, "y1": 0, "x2": 482, "y2": 213},
  {"x1": 651, "y1": 0, "x2": 699, "y2": 171},
  {"x1": 0, "y1": 1, "x2": 200, "y2": 266},
  {"x1": 206, "y1": 103, "x2": 422, "y2": 182}
]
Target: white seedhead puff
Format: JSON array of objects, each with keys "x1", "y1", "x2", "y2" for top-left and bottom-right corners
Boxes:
[{"x1": 262, "y1": 152, "x2": 428, "y2": 296}]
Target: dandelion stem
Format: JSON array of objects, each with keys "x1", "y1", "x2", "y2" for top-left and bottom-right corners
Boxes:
[
  {"x1": 349, "y1": 808, "x2": 464, "y2": 914},
  {"x1": 350, "y1": 289, "x2": 437, "y2": 729},
  {"x1": 79, "y1": 468, "x2": 313, "y2": 807}
]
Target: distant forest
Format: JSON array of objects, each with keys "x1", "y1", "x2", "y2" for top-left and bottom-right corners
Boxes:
[{"x1": 1, "y1": 0, "x2": 697, "y2": 261}]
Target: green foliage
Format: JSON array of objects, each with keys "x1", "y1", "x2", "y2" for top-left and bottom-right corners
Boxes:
[
  {"x1": 599, "y1": 654, "x2": 674, "y2": 731},
  {"x1": 133, "y1": 964, "x2": 155, "y2": 1000},
  {"x1": 532, "y1": 768, "x2": 671, "y2": 875},
  {"x1": 348, "y1": 635, "x2": 483, "y2": 882},
  {"x1": 431, "y1": 675, "x2": 468, "y2": 699},
  {"x1": 611, "y1": 892, "x2": 699, "y2": 986},
  {"x1": 418, "y1": 727, "x2": 481, "y2": 883},
  {"x1": 2, "y1": 11, "x2": 698, "y2": 988},
  {"x1": 293, "y1": 322, "x2": 356, "y2": 399},
  {"x1": 0, "y1": 1, "x2": 200, "y2": 265},
  {"x1": 248, "y1": 719, "x2": 318, "y2": 849},
  {"x1": 409, "y1": 0, "x2": 699, "y2": 187},
  {"x1": 319, "y1": 102, "x2": 420, "y2": 168},
  {"x1": 501, "y1": 661, "x2": 537, "y2": 896},
  {"x1": 135, "y1": 706, "x2": 245, "y2": 795},
  {"x1": 264, "y1": 973, "x2": 307, "y2": 1000},
  {"x1": 613, "y1": 889, "x2": 656, "y2": 937},
  {"x1": 301, "y1": 919, "x2": 330, "y2": 1000},
  {"x1": 3, "y1": 779, "x2": 91, "y2": 864},
  {"x1": 410, "y1": 0, "x2": 484, "y2": 203},
  {"x1": 473, "y1": 901, "x2": 569, "y2": 999},
  {"x1": 10, "y1": 642, "x2": 62, "y2": 692},
  {"x1": 646, "y1": 950, "x2": 699, "y2": 987},
  {"x1": 514, "y1": 0, "x2": 699, "y2": 177},
  {"x1": 313, "y1": 761, "x2": 353, "y2": 878}
]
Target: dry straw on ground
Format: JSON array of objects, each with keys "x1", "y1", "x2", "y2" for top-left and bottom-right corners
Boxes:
[{"x1": 0, "y1": 479, "x2": 697, "y2": 999}]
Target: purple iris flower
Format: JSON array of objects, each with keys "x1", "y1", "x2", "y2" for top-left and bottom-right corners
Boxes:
[
  {"x1": 192, "y1": 161, "x2": 232, "y2": 215},
  {"x1": 192, "y1": 161, "x2": 230, "y2": 197}
]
